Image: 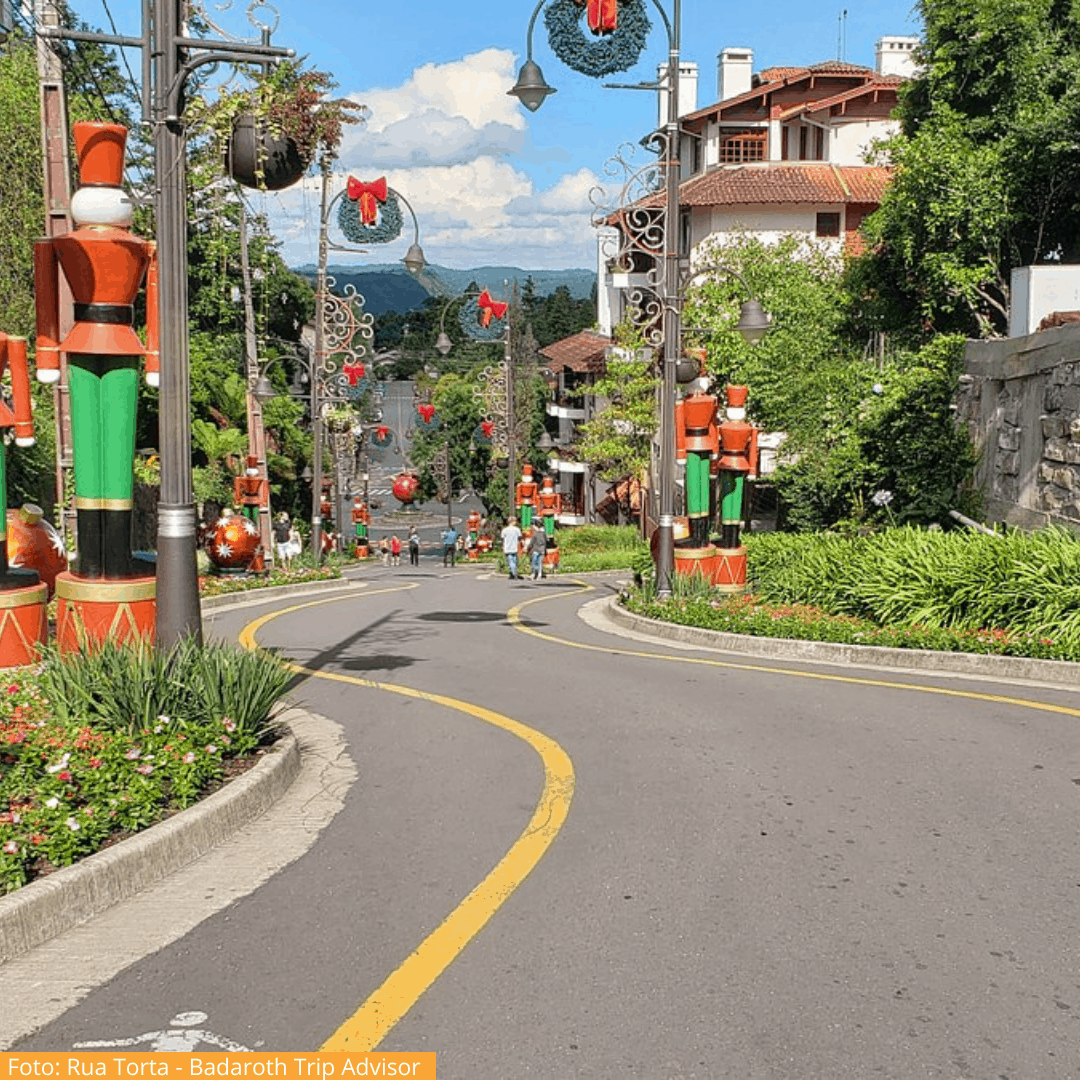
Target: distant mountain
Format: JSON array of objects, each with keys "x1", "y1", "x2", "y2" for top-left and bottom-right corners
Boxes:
[{"x1": 292, "y1": 263, "x2": 596, "y2": 315}]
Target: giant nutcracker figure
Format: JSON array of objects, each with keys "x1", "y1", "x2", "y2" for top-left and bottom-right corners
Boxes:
[
  {"x1": 536, "y1": 474, "x2": 562, "y2": 539},
  {"x1": 515, "y1": 463, "x2": 539, "y2": 530},
  {"x1": 465, "y1": 508, "x2": 482, "y2": 560},
  {"x1": 232, "y1": 456, "x2": 267, "y2": 572},
  {"x1": 714, "y1": 385, "x2": 757, "y2": 592},
  {"x1": 351, "y1": 496, "x2": 371, "y2": 556},
  {"x1": 34, "y1": 122, "x2": 158, "y2": 649},
  {"x1": 0, "y1": 334, "x2": 48, "y2": 667}
]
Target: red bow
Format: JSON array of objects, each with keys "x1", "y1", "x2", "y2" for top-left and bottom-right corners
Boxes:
[
  {"x1": 418, "y1": 403, "x2": 436, "y2": 424},
  {"x1": 376, "y1": 425, "x2": 389, "y2": 441},
  {"x1": 347, "y1": 177, "x2": 388, "y2": 225},
  {"x1": 343, "y1": 362, "x2": 366, "y2": 386},
  {"x1": 575, "y1": 0, "x2": 617, "y2": 33},
  {"x1": 481, "y1": 420, "x2": 494, "y2": 438},
  {"x1": 477, "y1": 290, "x2": 508, "y2": 329}
]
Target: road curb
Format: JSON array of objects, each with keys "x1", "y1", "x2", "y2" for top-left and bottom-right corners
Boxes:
[
  {"x1": 200, "y1": 576, "x2": 364, "y2": 611},
  {"x1": 604, "y1": 596, "x2": 1080, "y2": 688},
  {"x1": 0, "y1": 716, "x2": 301, "y2": 964}
]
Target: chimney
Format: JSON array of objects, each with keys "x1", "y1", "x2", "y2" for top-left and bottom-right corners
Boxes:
[
  {"x1": 657, "y1": 61, "x2": 699, "y2": 125},
  {"x1": 875, "y1": 36, "x2": 920, "y2": 78},
  {"x1": 718, "y1": 47, "x2": 753, "y2": 102}
]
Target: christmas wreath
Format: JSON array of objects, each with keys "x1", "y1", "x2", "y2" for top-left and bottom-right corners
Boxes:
[
  {"x1": 544, "y1": 0, "x2": 652, "y2": 79},
  {"x1": 370, "y1": 425, "x2": 394, "y2": 450},
  {"x1": 338, "y1": 187, "x2": 404, "y2": 244},
  {"x1": 458, "y1": 291, "x2": 509, "y2": 343}
]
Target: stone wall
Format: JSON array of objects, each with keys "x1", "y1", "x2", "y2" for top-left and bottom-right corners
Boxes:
[{"x1": 958, "y1": 324, "x2": 1080, "y2": 533}]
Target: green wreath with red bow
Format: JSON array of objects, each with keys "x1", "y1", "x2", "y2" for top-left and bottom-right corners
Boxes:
[
  {"x1": 544, "y1": 0, "x2": 651, "y2": 79},
  {"x1": 338, "y1": 176, "x2": 404, "y2": 244}
]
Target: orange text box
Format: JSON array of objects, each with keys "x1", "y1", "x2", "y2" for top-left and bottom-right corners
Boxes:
[{"x1": 1, "y1": 1055, "x2": 435, "y2": 1080}]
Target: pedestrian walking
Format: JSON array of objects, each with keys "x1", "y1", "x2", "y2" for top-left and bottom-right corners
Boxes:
[
  {"x1": 501, "y1": 516, "x2": 522, "y2": 580},
  {"x1": 408, "y1": 526, "x2": 420, "y2": 566},
  {"x1": 527, "y1": 521, "x2": 547, "y2": 580},
  {"x1": 441, "y1": 523, "x2": 459, "y2": 567},
  {"x1": 285, "y1": 522, "x2": 302, "y2": 570},
  {"x1": 379, "y1": 536, "x2": 389, "y2": 566},
  {"x1": 389, "y1": 534, "x2": 402, "y2": 567},
  {"x1": 272, "y1": 513, "x2": 290, "y2": 567}
]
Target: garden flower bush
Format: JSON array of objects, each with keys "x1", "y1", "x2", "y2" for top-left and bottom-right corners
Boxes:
[
  {"x1": 0, "y1": 639, "x2": 291, "y2": 894},
  {"x1": 198, "y1": 562, "x2": 341, "y2": 598},
  {"x1": 625, "y1": 525, "x2": 1080, "y2": 663}
]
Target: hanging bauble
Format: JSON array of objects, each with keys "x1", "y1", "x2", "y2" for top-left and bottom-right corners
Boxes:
[
  {"x1": 338, "y1": 177, "x2": 404, "y2": 244},
  {"x1": 206, "y1": 511, "x2": 261, "y2": 571},
  {"x1": 7, "y1": 505, "x2": 66, "y2": 599},
  {"x1": 544, "y1": 0, "x2": 651, "y2": 78},
  {"x1": 458, "y1": 290, "x2": 509, "y2": 343},
  {"x1": 392, "y1": 472, "x2": 420, "y2": 505}
]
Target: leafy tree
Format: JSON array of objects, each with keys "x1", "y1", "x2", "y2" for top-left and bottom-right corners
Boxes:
[
  {"x1": 575, "y1": 321, "x2": 657, "y2": 489},
  {"x1": 854, "y1": 0, "x2": 1080, "y2": 337},
  {"x1": 682, "y1": 232, "x2": 856, "y2": 436}
]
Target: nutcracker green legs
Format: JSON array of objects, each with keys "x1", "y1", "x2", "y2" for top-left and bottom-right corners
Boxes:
[
  {"x1": 686, "y1": 450, "x2": 711, "y2": 547},
  {"x1": 69, "y1": 354, "x2": 139, "y2": 579},
  {"x1": 719, "y1": 470, "x2": 743, "y2": 549}
]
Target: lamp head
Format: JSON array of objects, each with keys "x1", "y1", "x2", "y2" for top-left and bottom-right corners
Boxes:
[
  {"x1": 735, "y1": 299, "x2": 770, "y2": 344},
  {"x1": 402, "y1": 243, "x2": 427, "y2": 274},
  {"x1": 508, "y1": 60, "x2": 557, "y2": 112},
  {"x1": 252, "y1": 373, "x2": 277, "y2": 404},
  {"x1": 435, "y1": 331, "x2": 453, "y2": 356}
]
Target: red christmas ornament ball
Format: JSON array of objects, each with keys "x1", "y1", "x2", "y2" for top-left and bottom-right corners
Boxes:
[
  {"x1": 7, "y1": 504, "x2": 67, "y2": 598},
  {"x1": 392, "y1": 472, "x2": 420, "y2": 505},
  {"x1": 207, "y1": 511, "x2": 261, "y2": 569}
]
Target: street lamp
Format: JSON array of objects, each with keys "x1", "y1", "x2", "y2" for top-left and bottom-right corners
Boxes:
[
  {"x1": 309, "y1": 155, "x2": 428, "y2": 560},
  {"x1": 433, "y1": 289, "x2": 520, "y2": 518},
  {"x1": 510, "y1": 1, "x2": 770, "y2": 597}
]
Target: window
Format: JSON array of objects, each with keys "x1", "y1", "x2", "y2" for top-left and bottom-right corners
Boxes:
[
  {"x1": 816, "y1": 212, "x2": 841, "y2": 238},
  {"x1": 718, "y1": 132, "x2": 765, "y2": 163}
]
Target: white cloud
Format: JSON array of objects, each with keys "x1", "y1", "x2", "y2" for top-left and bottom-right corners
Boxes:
[{"x1": 262, "y1": 50, "x2": 598, "y2": 270}]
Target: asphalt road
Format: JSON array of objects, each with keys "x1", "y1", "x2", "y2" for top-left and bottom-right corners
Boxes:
[{"x1": 10, "y1": 562, "x2": 1080, "y2": 1078}]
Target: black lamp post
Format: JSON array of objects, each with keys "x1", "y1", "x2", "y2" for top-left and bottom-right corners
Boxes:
[{"x1": 510, "y1": 1, "x2": 770, "y2": 597}]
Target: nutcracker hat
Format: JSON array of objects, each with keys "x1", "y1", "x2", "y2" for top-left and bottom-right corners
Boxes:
[{"x1": 73, "y1": 122, "x2": 128, "y2": 188}]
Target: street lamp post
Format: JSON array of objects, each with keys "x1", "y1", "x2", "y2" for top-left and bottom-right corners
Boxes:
[
  {"x1": 42, "y1": 4, "x2": 295, "y2": 646},
  {"x1": 309, "y1": 155, "x2": 428, "y2": 562},
  {"x1": 509, "y1": 0, "x2": 769, "y2": 598}
]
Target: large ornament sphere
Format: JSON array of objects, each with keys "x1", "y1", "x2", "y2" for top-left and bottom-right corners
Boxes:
[
  {"x1": 392, "y1": 472, "x2": 420, "y2": 505},
  {"x1": 207, "y1": 511, "x2": 261, "y2": 570},
  {"x1": 7, "y1": 504, "x2": 67, "y2": 598}
]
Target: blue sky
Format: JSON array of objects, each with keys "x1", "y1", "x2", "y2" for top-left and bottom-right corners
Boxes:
[{"x1": 105, "y1": 0, "x2": 921, "y2": 270}]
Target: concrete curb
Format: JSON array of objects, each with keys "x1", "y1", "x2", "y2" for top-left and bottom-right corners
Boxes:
[
  {"x1": 0, "y1": 719, "x2": 301, "y2": 964},
  {"x1": 605, "y1": 596, "x2": 1080, "y2": 688},
  {"x1": 200, "y1": 576, "x2": 364, "y2": 611}
]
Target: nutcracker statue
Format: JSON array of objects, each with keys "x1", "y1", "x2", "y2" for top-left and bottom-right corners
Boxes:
[
  {"x1": 34, "y1": 122, "x2": 158, "y2": 650},
  {"x1": 465, "y1": 508, "x2": 482, "y2": 560},
  {"x1": 351, "y1": 496, "x2": 371, "y2": 556},
  {"x1": 537, "y1": 474, "x2": 562, "y2": 539},
  {"x1": 515, "y1": 463, "x2": 539, "y2": 530},
  {"x1": 232, "y1": 456, "x2": 267, "y2": 572},
  {"x1": 714, "y1": 385, "x2": 757, "y2": 592},
  {"x1": 0, "y1": 334, "x2": 48, "y2": 667}
]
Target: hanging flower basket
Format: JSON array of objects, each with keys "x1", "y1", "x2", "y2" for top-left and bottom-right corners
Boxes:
[{"x1": 224, "y1": 113, "x2": 309, "y2": 191}]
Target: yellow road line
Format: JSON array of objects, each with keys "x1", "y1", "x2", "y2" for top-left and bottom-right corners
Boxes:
[
  {"x1": 508, "y1": 585, "x2": 1080, "y2": 719},
  {"x1": 236, "y1": 583, "x2": 575, "y2": 1052}
]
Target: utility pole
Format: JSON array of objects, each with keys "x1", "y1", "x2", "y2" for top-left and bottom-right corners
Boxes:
[
  {"x1": 237, "y1": 201, "x2": 274, "y2": 566},
  {"x1": 33, "y1": 0, "x2": 75, "y2": 550}
]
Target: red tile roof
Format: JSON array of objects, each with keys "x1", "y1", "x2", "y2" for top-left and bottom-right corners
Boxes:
[
  {"x1": 679, "y1": 164, "x2": 891, "y2": 207},
  {"x1": 539, "y1": 330, "x2": 612, "y2": 374}
]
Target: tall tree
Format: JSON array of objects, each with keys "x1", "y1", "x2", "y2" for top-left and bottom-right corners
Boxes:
[{"x1": 854, "y1": 0, "x2": 1080, "y2": 337}]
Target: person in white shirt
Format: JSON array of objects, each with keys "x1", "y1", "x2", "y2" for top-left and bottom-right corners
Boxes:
[{"x1": 501, "y1": 516, "x2": 522, "y2": 580}]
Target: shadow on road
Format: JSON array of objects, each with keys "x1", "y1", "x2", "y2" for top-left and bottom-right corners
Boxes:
[
  {"x1": 283, "y1": 608, "x2": 424, "y2": 692},
  {"x1": 417, "y1": 610, "x2": 506, "y2": 623}
]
